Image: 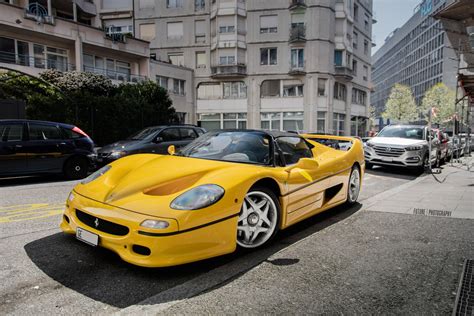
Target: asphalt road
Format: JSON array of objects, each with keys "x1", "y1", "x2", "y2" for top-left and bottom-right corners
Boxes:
[{"x1": 0, "y1": 166, "x2": 453, "y2": 315}]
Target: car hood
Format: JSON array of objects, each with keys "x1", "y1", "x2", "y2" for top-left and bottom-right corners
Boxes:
[
  {"x1": 73, "y1": 154, "x2": 267, "y2": 218},
  {"x1": 98, "y1": 140, "x2": 141, "y2": 153},
  {"x1": 369, "y1": 137, "x2": 426, "y2": 147}
]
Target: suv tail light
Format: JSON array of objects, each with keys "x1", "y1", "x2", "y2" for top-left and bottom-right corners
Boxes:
[{"x1": 72, "y1": 126, "x2": 90, "y2": 138}]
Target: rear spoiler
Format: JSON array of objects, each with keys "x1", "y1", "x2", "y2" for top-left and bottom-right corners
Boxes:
[{"x1": 301, "y1": 134, "x2": 358, "y2": 143}]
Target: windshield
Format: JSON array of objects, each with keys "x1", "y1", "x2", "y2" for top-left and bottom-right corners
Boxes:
[
  {"x1": 377, "y1": 126, "x2": 424, "y2": 140},
  {"x1": 127, "y1": 127, "x2": 161, "y2": 140},
  {"x1": 179, "y1": 131, "x2": 271, "y2": 165}
]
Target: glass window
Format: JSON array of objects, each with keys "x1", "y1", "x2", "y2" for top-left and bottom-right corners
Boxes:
[
  {"x1": 318, "y1": 78, "x2": 327, "y2": 96},
  {"x1": 261, "y1": 80, "x2": 280, "y2": 97},
  {"x1": 156, "y1": 76, "x2": 168, "y2": 89},
  {"x1": 195, "y1": 0, "x2": 205, "y2": 11},
  {"x1": 333, "y1": 113, "x2": 345, "y2": 136},
  {"x1": 334, "y1": 50, "x2": 342, "y2": 66},
  {"x1": 283, "y1": 112, "x2": 304, "y2": 131},
  {"x1": 167, "y1": 0, "x2": 183, "y2": 8},
  {"x1": 168, "y1": 53, "x2": 184, "y2": 66},
  {"x1": 283, "y1": 85, "x2": 303, "y2": 97},
  {"x1": 167, "y1": 22, "x2": 184, "y2": 39},
  {"x1": 334, "y1": 82, "x2": 346, "y2": 101},
  {"x1": 0, "y1": 37, "x2": 15, "y2": 63},
  {"x1": 290, "y1": 48, "x2": 304, "y2": 69},
  {"x1": 276, "y1": 137, "x2": 312, "y2": 165},
  {"x1": 317, "y1": 112, "x2": 325, "y2": 133},
  {"x1": 260, "y1": 48, "x2": 277, "y2": 65},
  {"x1": 180, "y1": 128, "x2": 198, "y2": 140},
  {"x1": 160, "y1": 128, "x2": 181, "y2": 141},
  {"x1": 196, "y1": 52, "x2": 206, "y2": 68},
  {"x1": 1, "y1": 124, "x2": 23, "y2": 142},
  {"x1": 28, "y1": 124, "x2": 62, "y2": 141},
  {"x1": 223, "y1": 82, "x2": 247, "y2": 99},
  {"x1": 173, "y1": 79, "x2": 185, "y2": 95},
  {"x1": 260, "y1": 15, "x2": 278, "y2": 33},
  {"x1": 139, "y1": 23, "x2": 155, "y2": 41}
]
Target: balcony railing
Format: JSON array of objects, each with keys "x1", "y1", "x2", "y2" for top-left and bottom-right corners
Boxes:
[
  {"x1": 289, "y1": 24, "x2": 306, "y2": 42},
  {"x1": 289, "y1": 65, "x2": 305, "y2": 75},
  {"x1": 0, "y1": 51, "x2": 75, "y2": 72},
  {"x1": 24, "y1": 3, "x2": 55, "y2": 24},
  {"x1": 334, "y1": 66, "x2": 354, "y2": 81},
  {"x1": 105, "y1": 32, "x2": 129, "y2": 43},
  {"x1": 289, "y1": 0, "x2": 307, "y2": 10},
  {"x1": 83, "y1": 66, "x2": 146, "y2": 83},
  {"x1": 211, "y1": 64, "x2": 247, "y2": 78}
]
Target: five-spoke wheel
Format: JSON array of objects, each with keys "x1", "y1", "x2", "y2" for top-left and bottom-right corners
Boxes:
[
  {"x1": 237, "y1": 188, "x2": 279, "y2": 249},
  {"x1": 347, "y1": 166, "x2": 361, "y2": 204}
]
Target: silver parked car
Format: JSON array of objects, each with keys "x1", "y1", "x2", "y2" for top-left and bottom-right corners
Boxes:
[{"x1": 364, "y1": 125, "x2": 439, "y2": 171}]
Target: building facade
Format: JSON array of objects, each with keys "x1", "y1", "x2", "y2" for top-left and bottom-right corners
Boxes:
[
  {"x1": 0, "y1": 0, "x2": 195, "y2": 123},
  {"x1": 371, "y1": 0, "x2": 458, "y2": 120},
  {"x1": 134, "y1": 0, "x2": 374, "y2": 135}
]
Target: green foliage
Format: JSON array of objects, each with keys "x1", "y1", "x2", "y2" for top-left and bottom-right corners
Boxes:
[
  {"x1": 382, "y1": 84, "x2": 418, "y2": 124},
  {"x1": 0, "y1": 71, "x2": 177, "y2": 145},
  {"x1": 421, "y1": 83, "x2": 456, "y2": 126}
]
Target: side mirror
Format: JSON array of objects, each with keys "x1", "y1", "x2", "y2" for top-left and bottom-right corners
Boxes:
[
  {"x1": 167, "y1": 145, "x2": 176, "y2": 155},
  {"x1": 285, "y1": 158, "x2": 319, "y2": 173},
  {"x1": 154, "y1": 136, "x2": 164, "y2": 143}
]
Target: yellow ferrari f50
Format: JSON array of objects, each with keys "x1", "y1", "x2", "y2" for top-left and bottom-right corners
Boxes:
[{"x1": 61, "y1": 130, "x2": 364, "y2": 267}]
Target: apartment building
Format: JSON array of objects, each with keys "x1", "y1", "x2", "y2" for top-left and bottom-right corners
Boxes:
[
  {"x1": 0, "y1": 0, "x2": 195, "y2": 123},
  {"x1": 134, "y1": 0, "x2": 374, "y2": 136},
  {"x1": 371, "y1": 0, "x2": 458, "y2": 119}
]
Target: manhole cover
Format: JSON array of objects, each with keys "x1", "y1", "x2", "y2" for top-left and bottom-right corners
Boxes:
[{"x1": 453, "y1": 259, "x2": 473, "y2": 315}]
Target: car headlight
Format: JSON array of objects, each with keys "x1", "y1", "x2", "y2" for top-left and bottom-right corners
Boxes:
[
  {"x1": 140, "y1": 219, "x2": 169, "y2": 229},
  {"x1": 405, "y1": 145, "x2": 422, "y2": 151},
  {"x1": 81, "y1": 165, "x2": 111, "y2": 185},
  {"x1": 170, "y1": 184, "x2": 225, "y2": 210},
  {"x1": 109, "y1": 151, "x2": 127, "y2": 159}
]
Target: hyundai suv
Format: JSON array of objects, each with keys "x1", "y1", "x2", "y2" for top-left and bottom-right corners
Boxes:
[
  {"x1": 0, "y1": 120, "x2": 96, "y2": 179},
  {"x1": 364, "y1": 125, "x2": 439, "y2": 171}
]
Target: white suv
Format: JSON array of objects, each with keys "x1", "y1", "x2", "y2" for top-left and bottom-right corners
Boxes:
[{"x1": 364, "y1": 125, "x2": 439, "y2": 171}]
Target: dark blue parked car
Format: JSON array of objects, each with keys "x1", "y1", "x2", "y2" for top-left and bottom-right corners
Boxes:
[{"x1": 0, "y1": 119, "x2": 96, "y2": 179}]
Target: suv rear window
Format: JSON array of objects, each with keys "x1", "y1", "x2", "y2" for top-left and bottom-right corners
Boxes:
[{"x1": 29, "y1": 123, "x2": 62, "y2": 141}]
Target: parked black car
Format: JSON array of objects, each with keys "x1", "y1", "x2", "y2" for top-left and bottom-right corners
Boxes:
[
  {"x1": 96, "y1": 125, "x2": 206, "y2": 165},
  {"x1": 0, "y1": 119, "x2": 96, "y2": 179}
]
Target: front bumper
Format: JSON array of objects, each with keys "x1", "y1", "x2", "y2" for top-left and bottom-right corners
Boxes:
[
  {"x1": 364, "y1": 146, "x2": 424, "y2": 168},
  {"x1": 60, "y1": 192, "x2": 238, "y2": 267}
]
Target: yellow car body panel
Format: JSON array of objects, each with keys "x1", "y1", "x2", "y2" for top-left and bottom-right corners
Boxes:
[{"x1": 61, "y1": 133, "x2": 364, "y2": 267}]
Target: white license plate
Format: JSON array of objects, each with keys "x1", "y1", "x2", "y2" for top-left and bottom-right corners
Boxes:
[
  {"x1": 382, "y1": 157, "x2": 393, "y2": 162},
  {"x1": 76, "y1": 227, "x2": 99, "y2": 247}
]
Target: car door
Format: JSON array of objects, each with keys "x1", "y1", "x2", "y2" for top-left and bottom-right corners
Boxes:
[
  {"x1": 279, "y1": 137, "x2": 330, "y2": 225},
  {"x1": 153, "y1": 128, "x2": 182, "y2": 154},
  {"x1": 178, "y1": 127, "x2": 199, "y2": 148},
  {"x1": 24, "y1": 122, "x2": 66, "y2": 172},
  {"x1": 0, "y1": 122, "x2": 28, "y2": 175}
]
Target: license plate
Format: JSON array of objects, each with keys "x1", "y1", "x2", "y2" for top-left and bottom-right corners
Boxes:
[
  {"x1": 382, "y1": 157, "x2": 393, "y2": 162},
  {"x1": 76, "y1": 227, "x2": 99, "y2": 247}
]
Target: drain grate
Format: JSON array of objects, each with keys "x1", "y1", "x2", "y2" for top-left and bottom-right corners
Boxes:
[{"x1": 453, "y1": 259, "x2": 474, "y2": 316}]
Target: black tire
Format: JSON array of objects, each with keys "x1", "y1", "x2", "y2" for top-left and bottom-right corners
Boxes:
[
  {"x1": 346, "y1": 166, "x2": 361, "y2": 205},
  {"x1": 365, "y1": 162, "x2": 373, "y2": 170},
  {"x1": 236, "y1": 186, "x2": 281, "y2": 249},
  {"x1": 63, "y1": 156, "x2": 89, "y2": 180}
]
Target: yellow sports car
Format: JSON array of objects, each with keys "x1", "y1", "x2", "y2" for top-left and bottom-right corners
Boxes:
[{"x1": 61, "y1": 130, "x2": 364, "y2": 267}]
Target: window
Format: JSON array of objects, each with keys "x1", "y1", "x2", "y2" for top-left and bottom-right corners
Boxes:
[
  {"x1": 28, "y1": 124, "x2": 62, "y2": 141},
  {"x1": 354, "y1": 3, "x2": 359, "y2": 21},
  {"x1": 173, "y1": 79, "x2": 185, "y2": 95},
  {"x1": 1, "y1": 124, "x2": 23, "y2": 142},
  {"x1": 352, "y1": 59, "x2": 357, "y2": 75},
  {"x1": 260, "y1": 48, "x2": 277, "y2": 65},
  {"x1": 198, "y1": 113, "x2": 221, "y2": 130},
  {"x1": 260, "y1": 15, "x2": 278, "y2": 33},
  {"x1": 156, "y1": 76, "x2": 169, "y2": 89},
  {"x1": 283, "y1": 85, "x2": 303, "y2": 97},
  {"x1": 0, "y1": 37, "x2": 29, "y2": 66},
  {"x1": 317, "y1": 112, "x2": 325, "y2": 133},
  {"x1": 116, "y1": 61, "x2": 131, "y2": 81},
  {"x1": 353, "y1": 32, "x2": 358, "y2": 49},
  {"x1": 352, "y1": 88, "x2": 367, "y2": 105},
  {"x1": 195, "y1": 0, "x2": 205, "y2": 11},
  {"x1": 34, "y1": 44, "x2": 68, "y2": 71},
  {"x1": 219, "y1": 55, "x2": 235, "y2": 65},
  {"x1": 139, "y1": 23, "x2": 155, "y2": 41},
  {"x1": 168, "y1": 53, "x2": 184, "y2": 66},
  {"x1": 223, "y1": 82, "x2": 247, "y2": 99},
  {"x1": 160, "y1": 128, "x2": 180, "y2": 141},
  {"x1": 364, "y1": 39, "x2": 369, "y2": 55},
  {"x1": 196, "y1": 52, "x2": 206, "y2": 68},
  {"x1": 333, "y1": 113, "x2": 345, "y2": 136},
  {"x1": 198, "y1": 83, "x2": 221, "y2": 99},
  {"x1": 167, "y1": 22, "x2": 183, "y2": 39},
  {"x1": 283, "y1": 112, "x2": 304, "y2": 132},
  {"x1": 318, "y1": 78, "x2": 327, "y2": 96},
  {"x1": 180, "y1": 128, "x2": 198, "y2": 140},
  {"x1": 261, "y1": 112, "x2": 303, "y2": 132},
  {"x1": 334, "y1": 50, "x2": 343, "y2": 66},
  {"x1": 276, "y1": 136, "x2": 312, "y2": 165},
  {"x1": 290, "y1": 48, "x2": 304, "y2": 69},
  {"x1": 334, "y1": 82, "x2": 346, "y2": 101},
  {"x1": 195, "y1": 20, "x2": 206, "y2": 43},
  {"x1": 363, "y1": 65, "x2": 368, "y2": 81},
  {"x1": 364, "y1": 14, "x2": 370, "y2": 31},
  {"x1": 167, "y1": 0, "x2": 183, "y2": 8},
  {"x1": 223, "y1": 113, "x2": 247, "y2": 129},
  {"x1": 219, "y1": 26, "x2": 235, "y2": 33},
  {"x1": 261, "y1": 80, "x2": 280, "y2": 97}
]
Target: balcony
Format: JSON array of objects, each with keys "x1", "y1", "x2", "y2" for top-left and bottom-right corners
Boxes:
[
  {"x1": 289, "y1": 24, "x2": 306, "y2": 43},
  {"x1": 0, "y1": 51, "x2": 75, "y2": 73},
  {"x1": 334, "y1": 66, "x2": 354, "y2": 81},
  {"x1": 211, "y1": 64, "x2": 247, "y2": 78},
  {"x1": 83, "y1": 66, "x2": 146, "y2": 83},
  {"x1": 288, "y1": 66, "x2": 305, "y2": 76},
  {"x1": 24, "y1": 3, "x2": 55, "y2": 25},
  {"x1": 289, "y1": 0, "x2": 307, "y2": 10}
]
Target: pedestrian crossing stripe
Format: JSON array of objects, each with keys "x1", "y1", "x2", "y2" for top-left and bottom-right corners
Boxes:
[{"x1": 0, "y1": 203, "x2": 64, "y2": 223}]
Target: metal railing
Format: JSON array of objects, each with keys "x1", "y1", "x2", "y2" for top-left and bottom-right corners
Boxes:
[
  {"x1": 83, "y1": 65, "x2": 146, "y2": 83},
  {"x1": 211, "y1": 64, "x2": 247, "y2": 77},
  {"x1": 0, "y1": 51, "x2": 75, "y2": 71},
  {"x1": 289, "y1": 24, "x2": 306, "y2": 42},
  {"x1": 289, "y1": 0, "x2": 306, "y2": 9},
  {"x1": 334, "y1": 66, "x2": 354, "y2": 79},
  {"x1": 24, "y1": 3, "x2": 55, "y2": 24}
]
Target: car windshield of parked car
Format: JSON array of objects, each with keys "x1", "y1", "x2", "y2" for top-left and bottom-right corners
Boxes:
[
  {"x1": 377, "y1": 126, "x2": 424, "y2": 140},
  {"x1": 179, "y1": 131, "x2": 271, "y2": 165},
  {"x1": 127, "y1": 127, "x2": 161, "y2": 140}
]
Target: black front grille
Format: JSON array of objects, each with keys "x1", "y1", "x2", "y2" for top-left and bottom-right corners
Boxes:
[
  {"x1": 374, "y1": 145, "x2": 405, "y2": 157},
  {"x1": 75, "y1": 209, "x2": 129, "y2": 236}
]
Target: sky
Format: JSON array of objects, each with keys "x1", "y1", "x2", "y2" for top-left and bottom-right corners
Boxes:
[{"x1": 372, "y1": 0, "x2": 422, "y2": 54}]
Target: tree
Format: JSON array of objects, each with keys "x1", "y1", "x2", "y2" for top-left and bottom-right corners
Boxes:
[
  {"x1": 382, "y1": 84, "x2": 418, "y2": 124},
  {"x1": 421, "y1": 83, "x2": 455, "y2": 126}
]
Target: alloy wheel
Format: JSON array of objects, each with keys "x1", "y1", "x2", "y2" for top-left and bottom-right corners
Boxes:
[{"x1": 348, "y1": 168, "x2": 360, "y2": 203}]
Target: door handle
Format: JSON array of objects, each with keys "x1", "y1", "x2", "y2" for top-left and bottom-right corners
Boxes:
[
  {"x1": 59, "y1": 142, "x2": 66, "y2": 145},
  {"x1": 15, "y1": 145, "x2": 22, "y2": 148}
]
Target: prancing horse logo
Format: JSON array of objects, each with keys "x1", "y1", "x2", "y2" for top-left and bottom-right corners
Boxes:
[{"x1": 94, "y1": 218, "x2": 99, "y2": 228}]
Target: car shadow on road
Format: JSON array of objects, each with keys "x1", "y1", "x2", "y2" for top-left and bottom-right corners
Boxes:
[
  {"x1": 366, "y1": 166, "x2": 421, "y2": 180},
  {"x1": 24, "y1": 203, "x2": 361, "y2": 308}
]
